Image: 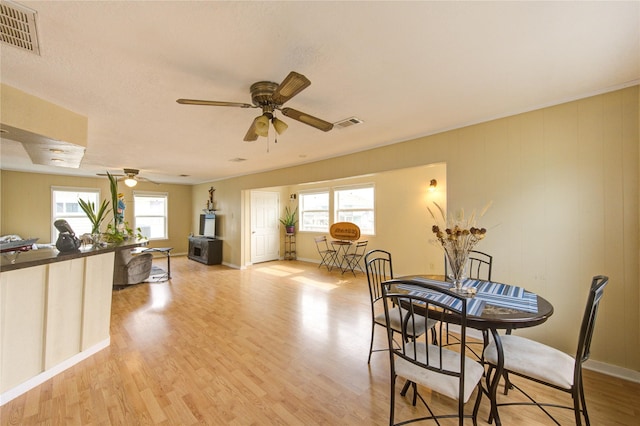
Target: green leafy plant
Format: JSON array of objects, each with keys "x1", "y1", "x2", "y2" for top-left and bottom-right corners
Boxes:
[
  {"x1": 279, "y1": 206, "x2": 298, "y2": 227},
  {"x1": 103, "y1": 222, "x2": 143, "y2": 243},
  {"x1": 78, "y1": 198, "x2": 110, "y2": 234}
]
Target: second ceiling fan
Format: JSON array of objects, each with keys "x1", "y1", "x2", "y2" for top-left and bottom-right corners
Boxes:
[{"x1": 177, "y1": 71, "x2": 333, "y2": 141}]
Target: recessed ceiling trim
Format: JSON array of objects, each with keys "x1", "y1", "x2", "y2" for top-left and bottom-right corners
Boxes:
[
  {"x1": 0, "y1": 0, "x2": 40, "y2": 55},
  {"x1": 1, "y1": 124, "x2": 85, "y2": 168}
]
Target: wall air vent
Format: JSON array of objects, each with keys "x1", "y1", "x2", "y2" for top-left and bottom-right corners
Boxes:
[
  {"x1": 0, "y1": 0, "x2": 40, "y2": 55},
  {"x1": 334, "y1": 116, "x2": 364, "y2": 129}
]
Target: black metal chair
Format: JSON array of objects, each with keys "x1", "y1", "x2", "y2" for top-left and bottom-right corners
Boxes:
[
  {"x1": 341, "y1": 240, "x2": 368, "y2": 275},
  {"x1": 445, "y1": 250, "x2": 493, "y2": 281},
  {"x1": 484, "y1": 275, "x2": 609, "y2": 425},
  {"x1": 444, "y1": 250, "x2": 494, "y2": 359},
  {"x1": 381, "y1": 279, "x2": 485, "y2": 425},
  {"x1": 314, "y1": 236, "x2": 337, "y2": 271},
  {"x1": 365, "y1": 250, "x2": 439, "y2": 364}
]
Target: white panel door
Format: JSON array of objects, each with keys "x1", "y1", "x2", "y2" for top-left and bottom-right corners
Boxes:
[{"x1": 250, "y1": 191, "x2": 280, "y2": 263}]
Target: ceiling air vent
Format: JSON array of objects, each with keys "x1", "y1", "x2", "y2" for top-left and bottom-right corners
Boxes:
[
  {"x1": 0, "y1": 0, "x2": 40, "y2": 55},
  {"x1": 334, "y1": 116, "x2": 364, "y2": 129}
]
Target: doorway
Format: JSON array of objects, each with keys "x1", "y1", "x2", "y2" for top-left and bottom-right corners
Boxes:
[{"x1": 249, "y1": 190, "x2": 280, "y2": 264}]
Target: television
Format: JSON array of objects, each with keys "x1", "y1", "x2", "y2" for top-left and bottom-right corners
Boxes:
[{"x1": 199, "y1": 213, "x2": 216, "y2": 238}]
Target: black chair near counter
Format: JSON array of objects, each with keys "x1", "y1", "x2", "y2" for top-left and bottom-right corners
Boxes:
[{"x1": 484, "y1": 275, "x2": 609, "y2": 426}]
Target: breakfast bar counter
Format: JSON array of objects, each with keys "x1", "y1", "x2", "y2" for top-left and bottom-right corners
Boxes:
[{"x1": 0, "y1": 239, "x2": 146, "y2": 405}]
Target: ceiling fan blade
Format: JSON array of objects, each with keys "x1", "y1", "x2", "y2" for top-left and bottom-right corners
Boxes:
[
  {"x1": 97, "y1": 172, "x2": 123, "y2": 177},
  {"x1": 243, "y1": 118, "x2": 259, "y2": 142},
  {"x1": 138, "y1": 176, "x2": 160, "y2": 185},
  {"x1": 271, "y1": 72, "x2": 311, "y2": 105},
  {"x1": 281, "y1": 107, "x2": 334, "y2": 132},
  {"x1": 177, "y1": 99, "x2": 254, "y2": 108}
]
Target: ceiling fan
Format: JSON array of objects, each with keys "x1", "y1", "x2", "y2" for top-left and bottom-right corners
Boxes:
[
  {"x1": 97, "y1": 168, "x2": 157, "y2": 187},
  {"x1": 177, "y1": 71, "x2": 334, "y2": 141}
]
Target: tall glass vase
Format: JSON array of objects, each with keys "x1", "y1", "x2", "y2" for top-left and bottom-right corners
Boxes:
[{"x1": 445, "y1": 251, "x2": 469, "y2": 291}]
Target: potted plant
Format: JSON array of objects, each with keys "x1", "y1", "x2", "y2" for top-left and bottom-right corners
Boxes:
[
  {"x1": 78, "y1": 198, "x2": 110, "y2": 244},
  {"x1": 101, "y1": 172, "x2": 144, "y2": 243},
  {"x1": 279, "y1": 206, "x2": 298, "y2": 234}
]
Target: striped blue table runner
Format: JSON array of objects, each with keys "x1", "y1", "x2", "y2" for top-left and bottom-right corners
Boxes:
[{"x1": 395, "y1": 277, "x2": 538, "y2": 316}]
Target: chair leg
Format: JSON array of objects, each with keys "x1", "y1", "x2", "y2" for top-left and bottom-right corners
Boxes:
[
  {"x1": 573, "y1": 388, "x2": 583, "y2": 426},
  {"x1": 576, "y1": 376, "x2": 589, "y2": 426},
  {"x1": 503, "y1": 371, "x2": 512, "y2": 395},
  {"x1": 389, "y1": 374, "x2": 397, "y2": 426},
  {"x1": 367, "y1": 322, "x2": 376, "y2": 364},
  {"x1": 412, "y1": 382, "x2": 418, "y2": 406},
  {"x1": 472, "y1": 383, "x2": 483, "y2": 426},
  {"x1": 400, "y1": 379, "x2": 411, "y2": 396}
]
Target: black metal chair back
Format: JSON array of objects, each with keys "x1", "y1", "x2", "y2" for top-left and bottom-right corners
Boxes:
[
  {"x1": 365, "y1": 249, "x2": 393, "y2": 305},
  {"x1": 381, "y1": 279, "x2": 484, "y2": 425},
  {"x1": 445, "y1": 249, "x2": 493, "y2": 281}
]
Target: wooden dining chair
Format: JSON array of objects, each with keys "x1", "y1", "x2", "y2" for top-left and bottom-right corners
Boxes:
[
  {"x1": 314, "y1": 236, "x2": 337, "y2": 271},
  {"x1": 381, "y1": 279, "x2": 485, "y2": 425},
  {"x1": 484, "y1": 275, "x2": 609, "y2": 426}
]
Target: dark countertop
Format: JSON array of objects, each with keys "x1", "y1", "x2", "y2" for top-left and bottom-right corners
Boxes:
[{"x1": 0, "y1": 239, "x2": 148, "y2": 272}]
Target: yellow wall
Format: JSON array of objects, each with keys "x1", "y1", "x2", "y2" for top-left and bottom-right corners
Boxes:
[
  {"x1": 0, "y1": 171, "x2": 192, "y2": 254},
  {"x1": 193, "y1": 86, "x2": 639, "y2": 372}
]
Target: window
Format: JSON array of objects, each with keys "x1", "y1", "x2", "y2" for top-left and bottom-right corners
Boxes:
[
  {"x1": 299, "y1": 191, "x2": 329, "y2": 232},
  {"x1": 51, "y1": 187, "x2": 101, "y2": 241},
  {"x1": 134, "y1": 192, "x2": 168, "y2": 240},
  {"x1": 334, "y1": 184, "x2": 375, "y2": 235}
]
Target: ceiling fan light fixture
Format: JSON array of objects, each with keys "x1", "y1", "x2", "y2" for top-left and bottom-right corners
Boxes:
[
  {"x1": 272, "y1": 117, "x2": 288, "y2": 135},
  {"x1": 124, "y1": 177, "x2": 137, "y2": 187},
  {"x1": 255, "y1": 114, "x2": 270, "y2": 137}
]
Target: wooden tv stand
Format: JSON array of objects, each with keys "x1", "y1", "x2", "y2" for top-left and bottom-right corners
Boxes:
[{"x1": 188, "y1": 236, "x2": 222, "y2": 265}]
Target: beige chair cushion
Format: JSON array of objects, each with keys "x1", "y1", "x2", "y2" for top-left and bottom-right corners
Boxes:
[
  {"x1": 484, "y1": 334, "x2": 575, "y2": 390},
  {"x1": 395, "y1": 342, "x2": 485, "y2": 403},
  {"x1": 375, "y1": 308, "x2": 436, "y2": 337}
]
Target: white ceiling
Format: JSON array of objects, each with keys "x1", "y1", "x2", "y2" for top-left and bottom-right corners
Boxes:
[{"x1": 1, "y1": 1, "x2": 638, "y2": 185}]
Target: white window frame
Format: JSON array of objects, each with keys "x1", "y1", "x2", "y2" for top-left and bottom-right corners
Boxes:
[
  {"x1": 133, "y1": 191, "x2": 168, "y2": 240},
  {"x1": 51, "y1": 186, "x2": 101, "y2": 242},
  {"x1": 334, "y1": 183, "x2": 375, "y2": 235},
  {"x1": 299, "y1": 190, "x2": 330, "y2": 232}
]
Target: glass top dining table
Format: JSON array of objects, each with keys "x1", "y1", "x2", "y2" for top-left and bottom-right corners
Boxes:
[{"x1": 388, "y1": 275, "x2": 554, "y2": 425}]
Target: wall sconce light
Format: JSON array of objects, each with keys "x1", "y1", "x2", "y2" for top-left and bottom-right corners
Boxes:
[
  {"x1": 429, "y1": 179, "x2": 437, "y2": 191},
  {"x1": 290, "y1": 193, "x2": 297, "y2": 201}
]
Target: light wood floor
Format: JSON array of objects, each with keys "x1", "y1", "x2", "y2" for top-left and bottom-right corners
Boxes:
[{"x1": 2, "y1": 257, "x2": 639, "y2": 425}]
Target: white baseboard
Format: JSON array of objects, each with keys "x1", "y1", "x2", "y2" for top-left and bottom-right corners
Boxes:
[
  {"x1": 584, "y1": 359, "x2": 640, "y2": 383},
  {"x1": 0, "y1": 338, "x2": 110, "y2": 406}
]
